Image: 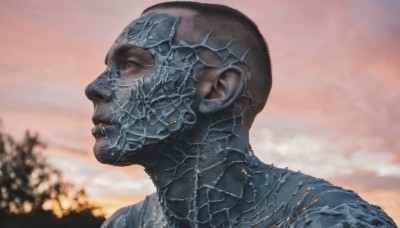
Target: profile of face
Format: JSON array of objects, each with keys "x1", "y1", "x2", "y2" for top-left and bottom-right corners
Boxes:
[
  {"x1": 86, "y1": 12, "x2": 248, "y2": 166},
  {"x1": 85, "y1": 13, "x2": 198, "y2": 166}
]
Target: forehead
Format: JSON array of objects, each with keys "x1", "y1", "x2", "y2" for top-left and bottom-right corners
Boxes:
[
  {"x1": 108, "y1": 9, "x2": 199, "y2": 57},
  {"x1": 107, "y1": 13, "x2": 178, "y2": 57},
  {"x1": 129, "y1": 13, "x2": 178, "y2": 47}
]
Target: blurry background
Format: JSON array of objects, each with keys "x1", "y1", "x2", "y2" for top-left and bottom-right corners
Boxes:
[{"x1": 0, "y1": 0, "x2": 399, "y2": 224}]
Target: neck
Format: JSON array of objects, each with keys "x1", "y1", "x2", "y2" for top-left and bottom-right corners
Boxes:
[{"x1": 142, "y1": 114, "x2": 260, "y2": 227}]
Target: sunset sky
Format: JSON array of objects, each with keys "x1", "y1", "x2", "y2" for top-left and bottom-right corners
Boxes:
[{"x1": 1, "y1": 0, "x2": 399, "y2": 224}]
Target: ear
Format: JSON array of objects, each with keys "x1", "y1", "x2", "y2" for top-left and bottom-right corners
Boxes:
[{"x1": 198, "y1": 66, "x2": 245, "y2": 114}]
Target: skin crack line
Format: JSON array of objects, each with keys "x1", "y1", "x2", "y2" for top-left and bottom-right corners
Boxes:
[{"x1": 85, "y1": 2, "x2": 397, "y2": 228}]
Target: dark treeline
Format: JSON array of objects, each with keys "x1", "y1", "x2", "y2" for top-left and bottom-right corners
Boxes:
[{"x1": 0, "y1": 122, "x2": 105, "y2": 228}]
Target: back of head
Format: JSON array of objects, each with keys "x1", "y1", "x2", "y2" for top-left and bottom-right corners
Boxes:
[{"x1": 144, "y1": 2, "x2": 272, "y2": 129}]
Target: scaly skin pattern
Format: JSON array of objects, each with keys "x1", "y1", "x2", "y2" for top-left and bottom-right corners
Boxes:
[{"x1": 89, "y1": 13, "x2": 396, "y2": 228}]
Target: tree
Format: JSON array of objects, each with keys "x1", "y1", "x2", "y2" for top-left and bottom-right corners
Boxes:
[{"x1": 0, "y1": 124, "x2": 105, "y2": 227}]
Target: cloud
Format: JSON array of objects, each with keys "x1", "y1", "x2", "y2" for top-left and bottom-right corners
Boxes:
[
  {"x1": 46, "y1": 152, "x2": 155, "y2": 197},
  {"x1": 250, "y1": 126, "x2": 400, "y2": 178},
  {"x1": 262, "y1": 69, "x2": 400, "y2": 158},
  {"x1": 252, "y1": 0, "x2": 400, "y2": 166},
  {"x1": 328, "y1": 169, "x2": 400, "y2": 191},
  {"x1": 0, "y1": 81, "x2": 87, "y2": 112}
]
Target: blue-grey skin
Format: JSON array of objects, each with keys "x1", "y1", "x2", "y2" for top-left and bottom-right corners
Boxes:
[{"x1": 85, "y1": 11, "x2": 396, "y2": 228}]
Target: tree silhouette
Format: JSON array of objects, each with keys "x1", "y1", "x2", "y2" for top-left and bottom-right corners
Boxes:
[{"x1": 0, "y1": 123, "x2": 105, "y2": 227}]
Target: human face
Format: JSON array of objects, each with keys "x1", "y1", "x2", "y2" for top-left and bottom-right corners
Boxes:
[{"x1": 85, "y1": 13, "x2": 198, "y2": 166}]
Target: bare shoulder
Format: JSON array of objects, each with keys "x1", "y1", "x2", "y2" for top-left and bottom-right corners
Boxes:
[{"x1": 101, "y1": 193, "x2": 168, "y2": 228}]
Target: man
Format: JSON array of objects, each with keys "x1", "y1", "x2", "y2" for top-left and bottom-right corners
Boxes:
[{"x1": 85, "y1": 2, "x2": 396, "y2": 227}]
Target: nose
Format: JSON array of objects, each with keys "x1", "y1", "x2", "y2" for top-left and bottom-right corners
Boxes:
[{"x1": 85, "y1": 72, "x2": 113, "y2": 102}]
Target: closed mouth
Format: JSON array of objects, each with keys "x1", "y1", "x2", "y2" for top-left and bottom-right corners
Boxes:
[
  {"x1": 92, "y1": 115, "x2": 113, "y2": 125},
  {"x1": 91, "y1": 122, "x2": 114, "y2": 138}
]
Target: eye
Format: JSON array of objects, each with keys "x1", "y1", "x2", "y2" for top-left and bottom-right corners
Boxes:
[
  {"x1": 120, "y1": 61, "x2": 141, "y2": 72},
  {"x1": 118, "y1": 60, "x2": 142, "y2": 75}
]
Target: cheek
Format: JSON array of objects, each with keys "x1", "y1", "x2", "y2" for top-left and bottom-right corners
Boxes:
[
  {"x1": 111, "y1": 73, "x2": 153, "y2": 100},
  {"x1": 111, "y1": 75, "x2": 157, "y2": 128},
  {"x1": 113, "y1": 87, "x2": 133, "y2": 101}
]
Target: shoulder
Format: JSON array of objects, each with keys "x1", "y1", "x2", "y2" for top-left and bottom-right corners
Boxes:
[
  {"x1": 280, "y1": 173, "x2": 397, "y2": 227},
  {"x1": 101, "y1": 193, "x2": 168, "y2": 228},
  {"x1": 287, "y1": 191, "x2": 397, "y2": 227},
  {"x1": 251, "y1": 162, "x2": 396, "y2": 227}
]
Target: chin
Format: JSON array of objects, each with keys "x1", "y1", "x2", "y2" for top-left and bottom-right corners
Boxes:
[{"x1": 93, "y1": 138, "x2": 139, "y2": 166}]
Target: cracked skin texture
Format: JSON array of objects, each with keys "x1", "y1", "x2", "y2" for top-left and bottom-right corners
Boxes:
[
  {"x1": 102, "y1": 160, "x2": 396, "y2": 227},
  {"x1": 85, "y1": 6, "x2": 397, "y2": 228}
]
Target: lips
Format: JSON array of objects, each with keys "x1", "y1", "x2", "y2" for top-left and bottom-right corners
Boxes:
[
  {"x1": 91, "y1": 123, "x2": 109, "y2": 138},
  {"x1": 92, "y1": 114, "x2": 113, "y2": 125},
  {"x1": 91, "y1": 115, "x2": 115, "y2": 138}
]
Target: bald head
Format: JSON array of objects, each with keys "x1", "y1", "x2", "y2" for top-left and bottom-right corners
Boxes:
[{"x1": 144, "y1": 2, "x2": 272, "y2": 128}]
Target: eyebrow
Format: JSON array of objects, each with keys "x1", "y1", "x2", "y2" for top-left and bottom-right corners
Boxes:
[{"x1": 105, "y1": 44, "x2": 153, "y2": 65}]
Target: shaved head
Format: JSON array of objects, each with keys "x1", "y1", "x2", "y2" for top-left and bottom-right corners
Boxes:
[{"x1": 143, "y1": 2, "x2": 272, "y2": 128}]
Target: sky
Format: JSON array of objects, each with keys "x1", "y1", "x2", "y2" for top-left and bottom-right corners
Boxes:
[{"x1": 0, "y1": 0, "x2": 399, "y2": 223}]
